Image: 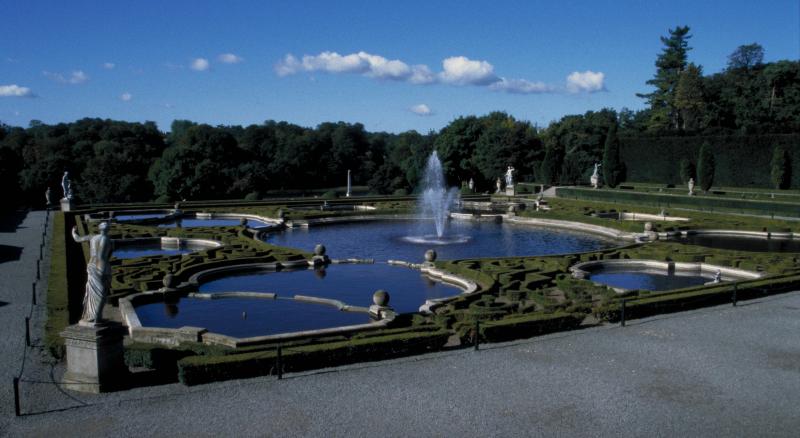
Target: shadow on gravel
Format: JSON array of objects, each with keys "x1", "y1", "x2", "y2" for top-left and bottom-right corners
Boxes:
[
  {"x1": 0, "y1": 300, "x2": 8, "y2": 308},
  {"x1": 0, "y1": 244, "x2": 23, "y2": 264},
  {"x1": 0, "y1": 210, "x2": 28, "y2": 232}
]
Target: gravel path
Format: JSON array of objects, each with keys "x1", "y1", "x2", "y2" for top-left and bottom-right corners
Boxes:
[{"x1": 2, "y1": 210, "x2": 799, "y2": 437}]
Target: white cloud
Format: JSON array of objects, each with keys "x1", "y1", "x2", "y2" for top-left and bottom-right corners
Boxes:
[
  {"x1": 275, "y1": 51, "x2": 416, "y2": 81},
  {"x1": 218, "y1": 53, "x2": 243, "y2": 64},
  {"x1": 409, "y1": 65, "x2": 436, "y2": 84},
  {"x1": 566, "y1": 70, "x2": 605, "y2": 93},
  {"x1": 103, "y1": 62, "x2": 115, "y2": 69},
  {"x1": 43, "y1": 70, "x2": 89, "y2": 84},
  {"x1": 490, "y1": 78, "x2": 554, "y2": 94},
  {"x1": 438, "y1": 56, "x2": 498, "y2": 86},
  {"x1": 410, "y1": 104, "x2": 432, "y2": 116},
  {"x1": 120, "y1": 92, "x2": 132, "y2": 101},
  {"x1": 190, "y1": 58, "x2": 210, "y2": 71},
  {"x1": 0, "y1": 84, "x2": 34, "y2": 97}
]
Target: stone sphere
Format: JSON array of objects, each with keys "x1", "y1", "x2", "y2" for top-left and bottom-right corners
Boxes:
[
  {"x1": 314, "y1": 244, "x2": 326, "y2": 256},
  {"x1": 424, "y1": 249, "x2": 437, "y2": 262},
  {"x1": 373, "y1": 289, "x2": 390, "y2": 306},
  {"x1": 644, "y1": 222, "x2": 653, "y2": 232},
  {"x1": 239, "y1": 217, "x2": 248, "y2": 226},
  {"x1": 163, "y1": 273, "x2": 176, "y2": 289}
]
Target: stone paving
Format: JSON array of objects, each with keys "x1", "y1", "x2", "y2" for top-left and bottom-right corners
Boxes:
[{"x1": 2, "y1": 210, "x2": 799, "y2": 437}]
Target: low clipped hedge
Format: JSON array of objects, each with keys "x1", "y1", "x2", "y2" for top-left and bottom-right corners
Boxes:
[
  {"x1": 455, "y1": 311, "x2": 584, "y2": 344},
  {"x1": 596, "y1": 274, "x2": 800, "y2": 322},
  {"x1": 177, "y1": 329, "x2": 450, "y2": 386},
  {"x1": 556, "y1": 187, "x2": 800, "y2": 217}
]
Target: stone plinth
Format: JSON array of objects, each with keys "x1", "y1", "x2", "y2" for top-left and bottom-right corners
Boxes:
[
  {"x1": 60, "y1": 322, "x2": 128, "y2": 393},
  {"x1": 60, "y1": 198, "x2": 73, "y2": 212},
  {"x1": 505, "y1": 185, "x2": 515, "y2": 196}
]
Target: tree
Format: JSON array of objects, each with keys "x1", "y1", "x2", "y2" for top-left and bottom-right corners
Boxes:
[
  {"x1": 674, "y1": 63, "x2": 705, "y2": 130},
  {"x1": 540, "y1": 141, "x2": 563, "y2": 184},
  {"x1": 770, "y1": 146, "x2": 792, "y2": 190},
  {"x1": 679, "y1": 158, "x2": 696, "y2": 184},
  {"x1": 601, "y1": 123, "x2": 624, "y2": 187},
  {"x1": 697, "y1": 142, "x2": 715, "y2": 192},
  {"x1": 637, "y1": 26, "x2": 692, "y2": 131},
  {"x1": 727, "y1": 43, "x2": 764, "y2": 70}
]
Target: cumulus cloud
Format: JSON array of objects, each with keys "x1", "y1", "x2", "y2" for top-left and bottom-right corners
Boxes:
[
  {"x1": 43, "y1": 70, "x2": 89, "y2": 84},
  {"x1": 438, "y1": 56, "x2": 498, "y2": 85},
  {"x1": 274, "y1": 50, "x2": 605, "y2": 95},
  {"x1": 218, "y1": 53, "x2": 243, "y2": 64},
  {"x1": 566, "y1": 70, "x2": 605, "y2": 93},
  {"x1": 190, "y1": 58, "x2": 210, "y2": 71},
  {"x1": 0, "y1": 84, "x2": 35, "y2": 97},
  {"x1": 120, "y1": 92, "x2": 132, "y2": 101},
  {"x1": 490, "y1": 78, "x2": 554, "y2": 94},
  {"x1": 103, "y1": 62, "x2": 115, "y2": 69},
  {"x1": 410, "y1": 103, "x2": 432, "y2": 116}
]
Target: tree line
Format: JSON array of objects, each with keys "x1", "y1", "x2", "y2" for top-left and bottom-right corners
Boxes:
[{"x1": 1, "y1": 25, "x2": 798, "y2": 212}]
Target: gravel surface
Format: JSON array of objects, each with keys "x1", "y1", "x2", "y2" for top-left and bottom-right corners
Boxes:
[{"x1": 2, "y1": 210, "x2": 799, "y2": 437}]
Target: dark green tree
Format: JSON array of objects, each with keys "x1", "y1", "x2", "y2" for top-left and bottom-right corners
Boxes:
[
  {"x1": 727, "y1": 43, "x2": 764, "y2": 70},
  {"x1": 674, "y1": 63, "x2": 705, "y2": 130},
  {"x1": 601, "y1": 123, "x2": 624, "y2": 187},
  {"x1": 540, "y1": 141, "x2": 563, "y2": 184},
  {"x1": 697, "y1": 142, "x2": 715, "y2": 192},
  {"x1": 679, "y1": 158, "x2": 696, "y2": 184},
  {"x1": 637, "y1": 26, "x2": 692, "y2": 131},
  {"x1": 770, "y1": 145, "x2": 792, "y2": 190}
]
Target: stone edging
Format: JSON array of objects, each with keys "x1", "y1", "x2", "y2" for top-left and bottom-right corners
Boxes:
[
  {"x1": 504, "y1": 216, "x2": 643, "y2": 241},
  {"x1": 569, "y1": 258, "x2": 763, "y2": 292},
  {"x1": 387, "y1": 260, "x2": 480, "y2": 314}
]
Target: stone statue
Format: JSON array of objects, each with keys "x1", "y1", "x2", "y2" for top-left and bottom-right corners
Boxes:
[
  {"x1": 495, "y1": 177, "x2": 502, "y2": 193},
  {"x1": 45, "y1": 187, "x2": 52, "y2": 205},
  {"x1": 688, "y1": 178, "x2": 695, "y2": 195},
  {"x1": 61, "y1": 171, "x2": 71, "y2": 200},
  {"x1": 468, "y1": 178, "x2": 474, "y2": 192},
  {"x1": 713, "y1": 269, "x2": 722, "y2": 283},
  {"x1": 505, "y1": 166, "x2": 515, "y2": 187},
  {"x1": 71, "y1": 222, "x2": 113, "y2": 324},
  {"x1": 590, "y1": 163, "x2": 601, "y2": 189}
]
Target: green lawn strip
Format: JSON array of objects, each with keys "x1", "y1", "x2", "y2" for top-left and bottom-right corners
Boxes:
[
  {"x1": 556, "y1": 187, "x2": 800, "y2": 218},
  {"x1": 44, "y1": 212, "x2": 70, "y2": 358},
  {"x1": 176, "y1": 329, "x2": 451, "y2": 385}
]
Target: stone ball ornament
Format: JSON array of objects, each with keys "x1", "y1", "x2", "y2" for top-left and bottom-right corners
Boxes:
[
  {"x1": 644, "y1": 222, "x2": 653, "y2": 232},
  {"x1": 314, "y1": 244, "x2": 326, "y2": 256},
  {"x1": 424, "y1": 249, "x2": 437, "y2": 263},
  {"x1": 162, "y1": 273, "x2": 176, "y2": 289},
  {"x1": 373, "y1": 289, "x2": 390, "y2": 306}
]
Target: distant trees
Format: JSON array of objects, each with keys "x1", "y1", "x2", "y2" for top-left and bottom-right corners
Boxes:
[
  {"x1": 674, "y1": 63, "x2": 705, "y2": 130},
  {"x1": 697, "y1": 142, "x2": 716, "y2": 192},
  {"x1": 679, "y1": 158, "x2": 696, "y2": 185}
]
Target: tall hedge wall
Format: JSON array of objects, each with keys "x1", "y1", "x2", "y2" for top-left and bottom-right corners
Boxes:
[{"x1": 620, "y1": 134, "x2": 800, "y2": 189}]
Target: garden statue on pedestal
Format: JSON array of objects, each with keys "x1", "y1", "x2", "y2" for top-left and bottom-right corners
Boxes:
[
  {"x1": 71, "y1": 222, "x2": 113, "y2": 324},
  {"x1": 468, "y1": 178, "x2": 474, "y2": 193},
  {"x1": 504, "y1": 166, "x2": 516, "y2": 196},
  {"x1": 61, "y1": 171, "x2": 73, "y2": 200},
  {"x1": 495, "y1": 178, "x2": 502, "y2": 193},
  {"x1": 590, "y1": 163, "x2": 601, "y2": 189},
  {"x1": 45, "y1": 187, "x2": 52, "y2": 205},
  {"x1": 688, "y1": 178, "x2": 695, "y2": 195}
]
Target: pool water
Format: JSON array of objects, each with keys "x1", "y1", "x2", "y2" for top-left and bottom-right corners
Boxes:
[
  {"x1": 135, "y1": 297, "x2": 371, "y2": 338},
  {"x1": 112, "y1": 242, "x2": 209, "y2": 259},
  {"x1": 265, "y1": 220, "x2": 620, "y2": 262},
  {"x1": 158, "y1": 218, "x2": 270, "y2": 228},
  {"x1": 115, "y1": 213, "x2": 168, "y2": 221},
  {"x1": 589, "y1": 268, "x2": 710, "y2": 291}
]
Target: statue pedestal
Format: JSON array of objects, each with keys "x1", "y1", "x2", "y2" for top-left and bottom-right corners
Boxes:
[
  {"x1": 60, "y1": 322, "x2": 128, "y2": 393},
  {"x1": 505, "y1": 185, "x2": 515, "y2": 196},
  {"x1": 60, "y1": 198, "x2": 73, "y2": 212}
]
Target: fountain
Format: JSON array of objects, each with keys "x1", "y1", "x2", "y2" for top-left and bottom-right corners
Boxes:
[{"x1": 405, "y1": 151, "x2": 464, "y2": 245}]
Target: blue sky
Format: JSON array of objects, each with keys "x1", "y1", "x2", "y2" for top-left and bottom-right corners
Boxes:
[{"x1": 1, "y1": 0, "x2": 798, "y2": 133}]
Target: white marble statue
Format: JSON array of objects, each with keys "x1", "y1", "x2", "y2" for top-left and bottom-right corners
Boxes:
[
  {"x1": 505, "y1": 166, "x2": 515, "y2": 187},
  {"x1": 590, "y1": 163, "x2": 601, "y2": 189},
  {"x1": 61, "y1": 171, "x2": 71, "y2": 200},
  {"x1": 713, "y1": 269, "x2": 722, "y2": 283},
  {"x1": 495, "y1": 177, "x2": 502, "y2": 193},
  {"x1": 45, "y1": 187, "x2": 52, "y2": 205},
  {"x1": 688, "y1": 177, "x2": 695, "y2": 195},
  {"x1": 71, "y1": 222, "x2": 113, "y2": 324},
  {"x1": 468, "y1": 178, "x2": 474, "y2": 192}
]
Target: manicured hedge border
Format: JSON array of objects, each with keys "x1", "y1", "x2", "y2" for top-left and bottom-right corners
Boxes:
[
  {"x1": 478, "y1": 312, "x2": 584, "y2": 343},
  {"x1": 44, "y1": 212, "x2": 69, "y2": 358},
  {"x1": 177, "y1": 329, "x2": 450, "y2": 386}
]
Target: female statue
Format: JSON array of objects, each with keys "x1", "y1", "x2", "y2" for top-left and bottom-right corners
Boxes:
[{"x1": 72, "y1": 222, "x2": 113, "y2": 324}]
